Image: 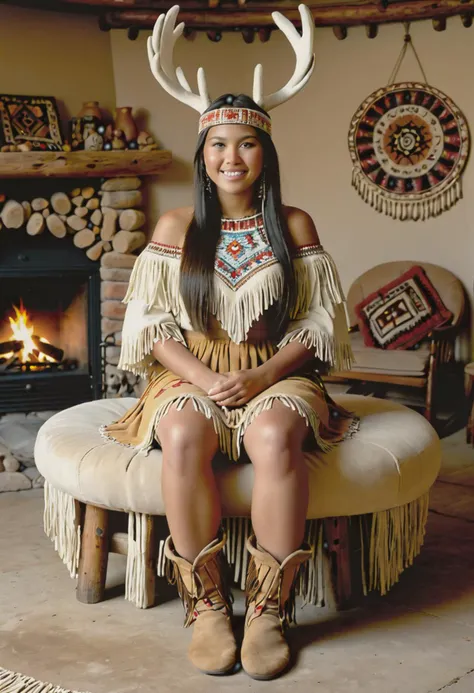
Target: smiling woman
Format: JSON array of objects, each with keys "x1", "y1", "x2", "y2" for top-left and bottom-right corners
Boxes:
[{"x1": 100, "y1": 3, "x2": 357, "y2": 681}]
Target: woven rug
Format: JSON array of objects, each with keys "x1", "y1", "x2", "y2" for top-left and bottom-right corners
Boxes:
[{"x1": 0, "y1": 667, "x2": 90, "y2": 693}]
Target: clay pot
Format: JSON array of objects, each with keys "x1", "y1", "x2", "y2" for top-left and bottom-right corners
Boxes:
[
  {"x1": 114, "y1": 107, "x2": 138, "y2": 143},
  {"x1": 78, "y1": 101, "x2": 102, "y2": 119}
]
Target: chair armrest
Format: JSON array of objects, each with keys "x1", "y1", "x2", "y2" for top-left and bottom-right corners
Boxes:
[{"x1": 428, "y1": 324, "x2": 459, "y2": 342}]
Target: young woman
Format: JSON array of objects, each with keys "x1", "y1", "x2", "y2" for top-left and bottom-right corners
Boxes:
[{"x1": 104, "y1": 6, "x2": 357, "y2": 681}]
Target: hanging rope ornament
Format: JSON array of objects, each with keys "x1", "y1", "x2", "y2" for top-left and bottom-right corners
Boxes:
[{"x1": 348, "y1": 23, "x2": 470, "y2": 221}]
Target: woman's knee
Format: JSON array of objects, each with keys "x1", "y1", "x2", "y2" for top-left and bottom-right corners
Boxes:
[
  {"x1": 244, "y1": 412, "x2": 308, "y2": 472},
  {"x1": 157, "y1": 407, "x2": 218, "y2": 472}
]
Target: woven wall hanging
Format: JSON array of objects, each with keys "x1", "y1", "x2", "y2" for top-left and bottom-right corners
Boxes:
[{"x1": 348, "y1": 25, "x2": 470, "y2": 221}]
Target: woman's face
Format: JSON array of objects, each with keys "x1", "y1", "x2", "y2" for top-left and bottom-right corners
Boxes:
[{"x1": 203, "y1": 124, "x2": 264, "y2": 195}]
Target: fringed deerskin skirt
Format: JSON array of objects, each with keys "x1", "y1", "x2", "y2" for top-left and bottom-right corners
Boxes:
[{"x1": 103, "y1": 329, "x2": 358, "y2": 462}]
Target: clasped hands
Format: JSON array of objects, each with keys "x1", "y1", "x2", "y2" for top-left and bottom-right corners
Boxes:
[{"x1": 207, "y1": 368, "x2": 269, "y2": 408}]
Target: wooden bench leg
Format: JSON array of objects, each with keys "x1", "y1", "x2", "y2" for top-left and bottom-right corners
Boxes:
[
  {"x1": 77, "y1": 504, "x2": 109, "y2": 604},
  {"x1": 324, "y1": 517, "x2": 353, "y2": 610}
]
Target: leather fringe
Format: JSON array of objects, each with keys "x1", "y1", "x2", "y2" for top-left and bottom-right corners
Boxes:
[
  {"x1": 352, "y1": 167, "x2": 463, "y2": 221},
  {"x1": 43, "y1": 487, "x2": 430, "y2": 608},
  {"x1": 43, "y1": 481, "x2": 81, "y2": 579}
]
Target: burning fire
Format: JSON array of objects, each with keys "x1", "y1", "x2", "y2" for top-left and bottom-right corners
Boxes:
[{"x1": 6, "y1": 303, "x2": 55, "y2": 363}]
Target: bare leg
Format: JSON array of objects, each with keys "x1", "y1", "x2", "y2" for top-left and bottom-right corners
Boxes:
[
  {"x1": 157, "y1": 402, "x2": 221, "y2": 562},
  {"x1": 243, "y1": 402, "x2": 309, "y2": 562}
]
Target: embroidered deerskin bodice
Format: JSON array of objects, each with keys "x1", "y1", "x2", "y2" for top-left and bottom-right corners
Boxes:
[{"x1": 118, "y1": 212, "x2": 353, "y2": 377}]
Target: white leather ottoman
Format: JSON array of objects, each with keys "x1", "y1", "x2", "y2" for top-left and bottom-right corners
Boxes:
[{"x1": 34, "y1": 395, "x2": 441, "y2": 609}]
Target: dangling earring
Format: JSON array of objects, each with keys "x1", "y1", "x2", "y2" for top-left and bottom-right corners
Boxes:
[
  {"x1": 258, "y1": 173, "x2": 266, "y2": 200},
  {"x1": 205, "y1": 173, "x2": 212, "y2": 195}
]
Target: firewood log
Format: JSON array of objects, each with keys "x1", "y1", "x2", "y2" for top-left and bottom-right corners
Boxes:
[
  {"x1": 90, "y1": 209, "x2": 102, "y2": 226},
  {"x1": 73, "y1": 228, "x2": 95, "y2": 249},
  {"x1": 32, "y1": 197, "x2": 49, "y2": 211},
  {"x1": 0, "y1": 340, "x2": 22, "y2": 356},
  {"x1": 86, "y1": 241, "x2": 105, "y2": 261},
  {"x1": 31, "y1": 335, "x2": 64, "y2": 362},
  {"x1": 51, "y1": 192, "x2": 72, "y2": 216},
  {"x1": 72, "y1": 195, "x2": 84, "y2": 207},
  {"x1": 26, "y1": 212, "x2": 45, "y2": 236},
  {"x1": 46, "y1": 214, "x2": 67, "y2": 238},
  {"x1": 101, "y1": 177, "x2": 141, "y2": 192},
  {"x1": 67, "y1": 215, "x2": 87, "y2": 232},
  {"x1": 74, "y1": 207, "x2": 89, "y2": 218},
  {"x1": 42, "y1": 208, "x2": 51, "y2": 219},
  {"x1": 100, "y1": 208, "x2": 117, "y2": 241},
  {"x1": 103, "y1": 241, "x2": 112, "y2": 252},
  {"x1": 71, "y1": 187, "x2": 81, "y2": 197},
  {"x1": 100, "y1": 190, "x2": 142, "y2": 209},
  {"x1": 86, "y1": 197, "x2": 100, "y2": 210},
  {"x1": 82, "y1": 186, "x2": 95, "y2": 200},
  {"x1": 112, "y1": 230, "x2": 146, "y2": 254},
  {"x1": 119, "y1": 209, "x2": 146, "y2": 231},
  {"x1": 1, "y1": 200, "x2": 25, "y2": 229},
  {"x1": 22, "y1": 201, "x2": 32, "y2": 221}
]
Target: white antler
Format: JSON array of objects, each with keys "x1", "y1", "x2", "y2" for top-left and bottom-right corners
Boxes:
[
  {"x1": 147, "y1": 5, "x2": 211, "y2": 114},
  {"x1": 253, "y1": 4, "x2": 315, "y2": 112}
]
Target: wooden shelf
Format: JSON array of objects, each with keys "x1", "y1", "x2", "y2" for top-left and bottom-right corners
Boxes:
[{"x1": 0, "y1": 149, "x2": 172, "y2": 179}]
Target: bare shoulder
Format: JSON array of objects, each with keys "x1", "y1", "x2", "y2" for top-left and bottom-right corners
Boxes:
[
  {"x1": 151, "y1": 206, "x2": 194, "y2": 247},
  {"x1": 283, "y1": 205, "x2": 320, "y2": 248}
]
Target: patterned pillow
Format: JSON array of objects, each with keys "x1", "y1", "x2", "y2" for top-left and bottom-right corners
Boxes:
[{"x1": 355, "y1": 265, "x2": 453, "y2": 350}]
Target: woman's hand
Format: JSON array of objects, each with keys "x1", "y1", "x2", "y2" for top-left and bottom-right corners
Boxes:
[{"x1": 207, "y1": 368, "x2": 269, "y2": 407}]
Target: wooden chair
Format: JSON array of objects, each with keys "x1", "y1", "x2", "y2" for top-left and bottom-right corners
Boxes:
[{"x1": 325, "y1": 261, "x2": 467, "y2": 424}]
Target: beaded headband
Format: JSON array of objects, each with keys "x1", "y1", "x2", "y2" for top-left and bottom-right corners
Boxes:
[
  {"x1": 198, "y1": 107, "x2": 272, "y2": 136},
  {"x1": 147, "y1": 4, "x2": 315, "y2": 130}
]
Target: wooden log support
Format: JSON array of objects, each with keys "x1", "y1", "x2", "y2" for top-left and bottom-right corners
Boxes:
[
  {"x1": 461, "y1": 13, "x2": 473, "y2": 27},
  {"x1": 77, "y1": 504, "x2": 109, "y2": 604},
  {"x1": 323, "y1": 517, "x2": 353, "y2": 610},
  {"x1": 333, "y1": 25, "x2": 347, "y2": 39},
  {"x1": 365, "y1": 23, "x2": 378, "y2": 38},
  {"x1": 433, "y1": 16, "x2": 447, "y2": 30}
]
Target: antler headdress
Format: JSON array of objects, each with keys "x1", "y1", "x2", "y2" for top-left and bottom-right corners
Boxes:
[{"x1": 147, "y1": 4, "x2": 315, "y2": 137}]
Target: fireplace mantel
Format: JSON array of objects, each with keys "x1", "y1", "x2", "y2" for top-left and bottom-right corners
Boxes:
[{"x1": 0, "y1": 150, "x2": 172, "y2": 179}]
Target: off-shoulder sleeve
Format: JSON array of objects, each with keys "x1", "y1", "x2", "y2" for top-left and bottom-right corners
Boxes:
[
  {"x1": 118, "y1": 242, "x2": 187, "y2": 377},
  {"x1": 277, "y1": 244, "x2": 353, "y2": 371}
]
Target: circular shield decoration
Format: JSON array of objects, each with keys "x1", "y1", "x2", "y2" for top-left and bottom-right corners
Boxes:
[{"x1": 348, "y1": 82, "x2": 470, "y2": 220}]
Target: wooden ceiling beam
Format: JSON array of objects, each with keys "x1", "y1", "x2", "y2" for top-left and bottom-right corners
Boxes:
[
  {"x1": 100, "y1": 1, "x2": 474, "y2": 30},
  {"x1": 3, "y1": 0, "x2": 474, "y2": 30}
]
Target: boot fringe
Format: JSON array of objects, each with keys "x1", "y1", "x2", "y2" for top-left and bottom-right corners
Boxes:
[
  {"x1": 0, "y1": 667, "x2": 90, "y2": 693},
  {"x1": 42, "y1": 485, "x2": 430, "y2": 606}
]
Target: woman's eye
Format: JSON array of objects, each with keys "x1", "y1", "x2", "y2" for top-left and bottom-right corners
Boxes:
[{"x1": 241, "y1": 142, "x2": 254, "y2": 148}]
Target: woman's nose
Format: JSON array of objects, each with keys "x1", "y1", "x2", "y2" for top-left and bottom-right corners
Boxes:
[{"x1": 225, "y1": 146, "x2": 241, "y2": 164}]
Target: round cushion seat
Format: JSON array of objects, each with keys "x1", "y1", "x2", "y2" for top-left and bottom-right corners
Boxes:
[{"x1": 35, "y1": 394, "x2": 441, "y2": 519}]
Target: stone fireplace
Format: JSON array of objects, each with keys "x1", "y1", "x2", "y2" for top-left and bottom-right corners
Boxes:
[{"x1": 0, "y1": 149, "x2": 171, "y2": 491}]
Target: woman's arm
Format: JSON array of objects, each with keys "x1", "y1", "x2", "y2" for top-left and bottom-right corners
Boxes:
[
  {"x1": 149, "y1": 209, "x2": 226, "y2": 394},
  {"x1": 153, "y1": 338, "x2": 223, "y2": 393}
]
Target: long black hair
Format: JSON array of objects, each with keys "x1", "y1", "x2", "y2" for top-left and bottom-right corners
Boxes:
[{"x1": 180, "y1": 93, "x2": 296, "y2": 337}]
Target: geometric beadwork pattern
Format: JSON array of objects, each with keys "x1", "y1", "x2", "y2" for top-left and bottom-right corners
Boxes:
[
  {"x1": 0, "y1": 94, "x2": 63, "y2": 150},
  {"x1": 348, "y1": 82, "x2": 470, "y2": 221},
  {"x1": 216, "y1": 213, "x2": 278, "y2": 290}
]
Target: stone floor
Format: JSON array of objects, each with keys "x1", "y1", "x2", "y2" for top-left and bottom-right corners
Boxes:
[{"x1": 0, "y1": 429, "x2": 473, "y2": 693}]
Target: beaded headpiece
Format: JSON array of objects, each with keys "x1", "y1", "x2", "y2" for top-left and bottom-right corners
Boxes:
[{"x1": 147, "y1": 4, "x2": 315, "y2": 137}]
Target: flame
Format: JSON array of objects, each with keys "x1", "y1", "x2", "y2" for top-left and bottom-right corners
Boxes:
[{"x1": 7, "y1": 303, "x2": 55, "y2": 363}]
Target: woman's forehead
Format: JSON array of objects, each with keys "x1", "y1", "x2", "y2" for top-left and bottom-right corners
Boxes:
[{"x1": 206, "y1": 124, "x2": 258, "y2": 140}]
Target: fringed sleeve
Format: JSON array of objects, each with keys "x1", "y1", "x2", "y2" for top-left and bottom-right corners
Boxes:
[
  {"x1": 277, "y1": 244, "x2": 353, "y2": 371},
  {"x1": 118, "y1": 243, "x2": 188, "y2": 377}
]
